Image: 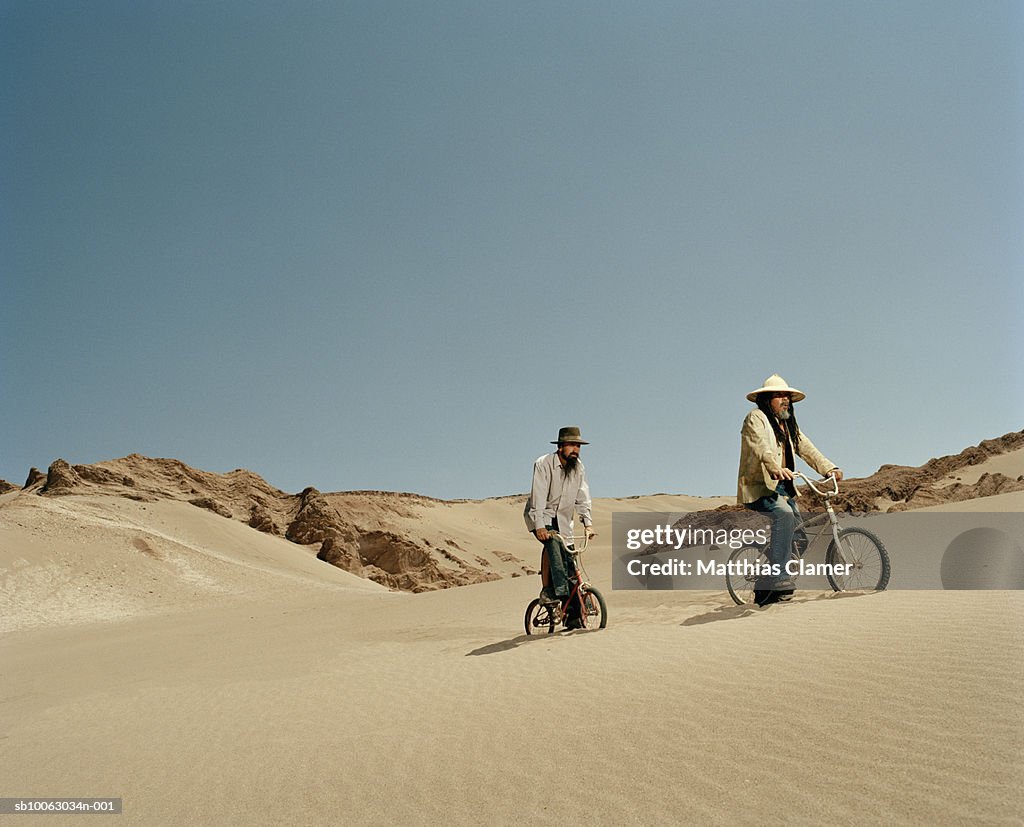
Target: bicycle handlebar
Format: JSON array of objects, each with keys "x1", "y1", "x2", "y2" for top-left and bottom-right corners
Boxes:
[
  {"x1": 792, "y1": 470, "x2": 838, "y2": 497},
  {"x1": 569, "y1": 532, "x2": 590, "y2": 554},
  {"x1": 551, "y1": 529, "x2": 589, "y2": 554}
]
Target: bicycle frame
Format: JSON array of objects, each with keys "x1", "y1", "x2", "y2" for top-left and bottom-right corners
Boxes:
[
  {"x1": 546, "y1": 565, "x2": 588, "y2": 623},
  {"x1": 547, "y1": 531, "x2": 592, "y2": 617},
  {"x1": 792, "y1": 472, "x2": 846, "y2": 563}
]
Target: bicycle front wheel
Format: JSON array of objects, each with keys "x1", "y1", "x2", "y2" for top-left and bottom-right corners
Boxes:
[
  {"x1": 579, "y1": 586, "x2": 607, "y2": 630},
  {"x1": 826, "y1": 527, "x2": 891, "y2": 592},
  {"x1": 726, "y1": 545, "x2": 767, "y2": 605},
  {"x1": 524, "y1": 598, "x2": 556, "y2": 635}
]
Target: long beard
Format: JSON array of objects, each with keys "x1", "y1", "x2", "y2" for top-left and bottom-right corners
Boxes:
[
  {"x1": 561, "y1": 454, "x2": 579, "y2": 476},
  {"x1": 776, "y1": 408, "x2": 791, "y2": 421}
]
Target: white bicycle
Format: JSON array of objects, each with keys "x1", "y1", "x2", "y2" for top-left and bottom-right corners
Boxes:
[{"x1": 726, "y1": 472, "x2": 891, "y2": 605}]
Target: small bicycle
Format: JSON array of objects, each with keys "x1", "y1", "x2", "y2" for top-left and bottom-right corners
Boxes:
[
  {"x1": 726, "y1": 471, "x2": 891, "y2": 605},
  {"x1": 524, "y1": 531, "x2": 608, "y2": 634}
]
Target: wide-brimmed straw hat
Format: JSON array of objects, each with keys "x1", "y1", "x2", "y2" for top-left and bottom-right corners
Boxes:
[
  {"x1": 746, "y1": 374, "x2": 806, "y2": 403},
  {"x1": 551, "y1": 426, "x2": 589, "y2": 445}
]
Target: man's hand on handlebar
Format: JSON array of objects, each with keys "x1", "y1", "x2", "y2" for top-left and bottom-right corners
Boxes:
[
  {"x1": 534, "y1": 526, "x2": 596, "y2": 543},
  {"x1": 772, "y1": 468, "x2": 843, "y2": 483}
]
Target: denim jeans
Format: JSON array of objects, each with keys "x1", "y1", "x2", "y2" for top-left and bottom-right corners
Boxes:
[
  {"x1": 542, "y1": 526, "x2": 576, "y2": 597},
  {"x1": 745, "y1": 484, "x2": 802, "y2": 590}
]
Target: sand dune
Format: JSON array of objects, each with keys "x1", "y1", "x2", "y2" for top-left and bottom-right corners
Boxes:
[
  {"x1": 1, "y1": 438, "x2": 1021, "y2": 824},
  {"x1": 0, "y1": 493, "x2": 384, "y2": 634}
]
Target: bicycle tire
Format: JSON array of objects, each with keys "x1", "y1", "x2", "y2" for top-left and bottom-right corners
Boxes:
[
  {"x1": 579, "y1": 586, "x2": 608, "y2": 630},
  {"x1": 726, "y1": 545, "x2": 767, "y2": 605},
  {"x1": 826, "y1": 527, "x2": 891, "y2": 592},
  {"x1": 524, "y1": 598, "x2": 556, "y2": 635}
]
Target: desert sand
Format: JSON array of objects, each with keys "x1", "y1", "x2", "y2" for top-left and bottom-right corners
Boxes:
[{"x1": 1, "y1": 441, "x2": 1022, "y2": 825}]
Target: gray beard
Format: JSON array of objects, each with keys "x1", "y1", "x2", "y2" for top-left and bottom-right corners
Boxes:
[{"x1": 776, "y1": 409, "x2": 791, "y2": 421}]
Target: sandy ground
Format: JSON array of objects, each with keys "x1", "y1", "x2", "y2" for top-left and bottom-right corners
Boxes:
[{"x1": 1, "y1": 454, "x2": 1022, "y2": 824}]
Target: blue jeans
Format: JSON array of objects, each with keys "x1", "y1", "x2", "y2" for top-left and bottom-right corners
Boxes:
[
  {"x1": 542, "y1": 527, "x2": 575, "y2": 597},
  {"x1": 745, "y1": 484, "x2": 802, "y2": 590}
]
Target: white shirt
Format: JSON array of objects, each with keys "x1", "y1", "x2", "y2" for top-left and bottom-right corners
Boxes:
[{"x1": 523, "y1": 452, "x2": 592, "y2": 539}]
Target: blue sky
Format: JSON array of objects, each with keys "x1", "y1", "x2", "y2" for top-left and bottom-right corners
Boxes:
[{"x1": 2, "y1": 1, "x2": 1021, "y2": 499}]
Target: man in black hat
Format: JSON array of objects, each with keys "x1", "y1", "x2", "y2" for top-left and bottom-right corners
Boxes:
[{"x1": 524, "y1": 426, "x2": 595, "y2": 628}]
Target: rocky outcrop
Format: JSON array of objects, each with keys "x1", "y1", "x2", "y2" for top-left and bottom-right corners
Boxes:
[
  {"x1": 315, "y1": 536, "x2": 364, "y2": 575},
  {"x1": 887, "y1": 472, "x2": 1024, "y2": 511},
  {"x1": 247, "y1": 504, "x2": 280, "y2": 535},
  {"x1": 831, "y1": 430, "x2": 1024, "y2": 512},
  {"x1": 359, "y1": 531, "x2": 454, "y2": 589},
  {"x1": 23, "y1": 468, "x2": 46, "y2": 488},
  {"x1": 0, "y1": 480, "x2": 18, "y2": 494},
  {"x1": 285, "y1": 486, "x2": 503, "y2": 591},
  {"x1": 18, "y1": 456, "x2": 503, "y2": 592},
  {"x1": 189, "y1": 497, "x2": 233, "y2": 518},
  {"x1": 286, "y1": 487, "x2": 344, "y2": 545},
  {"x1": 41, "y1": 459, "x2": 83, "y2": 495},
  {"x1": 75, "y1": 465, "x2": 135, "y2": 487},
  {"x1": 330, "y1": 531, "x2": 500, "y2": 592}
]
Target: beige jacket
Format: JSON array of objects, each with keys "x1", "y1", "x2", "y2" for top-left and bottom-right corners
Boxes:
[{"x1": 737, "y1": 408, "x2": 838, "y2": 504}]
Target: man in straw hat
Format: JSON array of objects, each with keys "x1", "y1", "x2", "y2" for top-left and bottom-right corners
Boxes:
[
  {"x1": 738, "y1": 375, "x2": 843, "y2": 606},
  {"x1": 524, "y1": 427, "x2": 596, "y2": 627}
]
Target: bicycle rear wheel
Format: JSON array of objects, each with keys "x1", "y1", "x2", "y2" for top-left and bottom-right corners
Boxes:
[
  {"x1": 726, "y1": 545, "x2": 767, "y2": 605},
  {"x1": 578, "y1": 586, "x2": 607, "y2": 630},
  {"x1": 826, "y1": 527, "x2": 891, "y2": 592},
  {"x1": 524, "y1": 598, "x2": 557, "y2": 635}
]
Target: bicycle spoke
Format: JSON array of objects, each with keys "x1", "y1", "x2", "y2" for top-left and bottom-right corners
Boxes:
[
  {"x1": 828, "y1": 528, "x2": 890, "y2": 592},
  {"x1": 576, "y1": 587, "x2": 607, "y2": 630},
  {"x1": 726, "y1": 545, "x2": 766, "y2": 605},
  {"x1": 524, "y1": 599, "x2": 557, "y2": 635}
]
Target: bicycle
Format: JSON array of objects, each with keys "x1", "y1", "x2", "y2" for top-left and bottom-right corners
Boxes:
[
  {"x1": 524, "y1": 530, "x2": 608, "y2": 634},
  {"x1": 726, "y1": 471, "x2": 891, "y2": 605}
]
